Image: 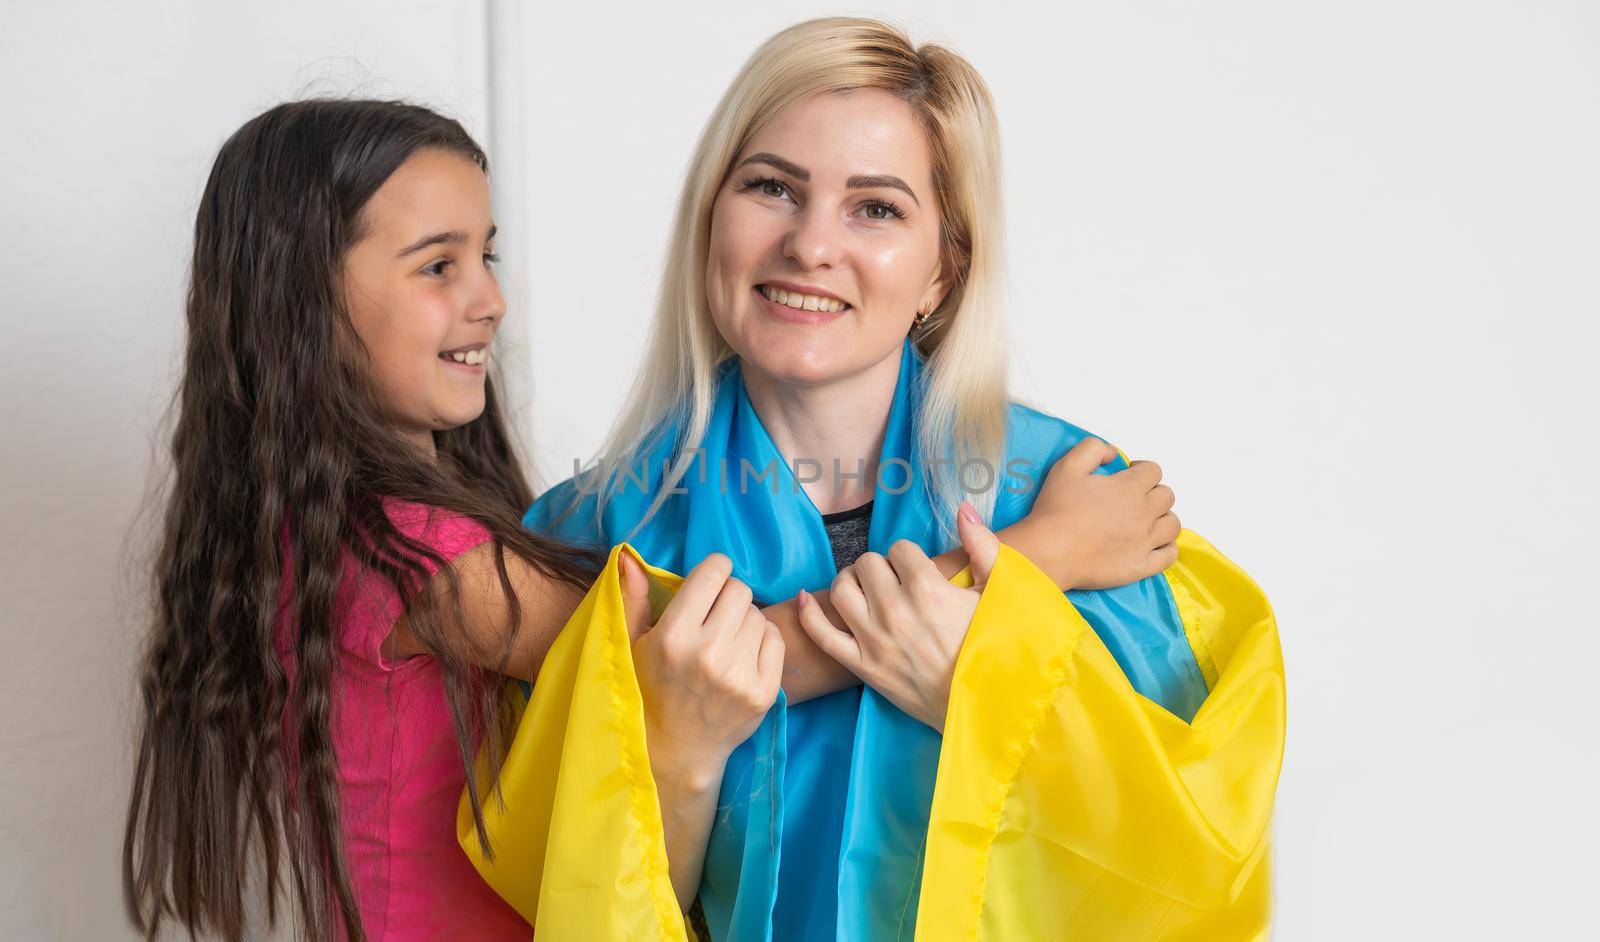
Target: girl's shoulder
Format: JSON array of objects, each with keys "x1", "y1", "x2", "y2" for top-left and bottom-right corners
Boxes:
[
  {"x1": 281, "y1": 500, "x2": 494, "y2": 675},
  {"x1": 381, "y1": 497, "x2": 495, "y2": 564}
]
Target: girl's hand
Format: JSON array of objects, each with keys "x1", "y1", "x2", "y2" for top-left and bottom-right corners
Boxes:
[
  {"x1": 1012, "y1": 437, "x2": 1180, "y2": 591},
  {"x1": 620, "y1": 552, "x2": 784, "y2": 789},
  {"x1": 794, "y1": 504, "x2": 1001, "y2": 733}
]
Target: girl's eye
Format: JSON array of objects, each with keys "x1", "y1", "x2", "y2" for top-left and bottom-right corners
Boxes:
[
  {"x1": 861, "y1": 200, "x2": 907, "y2": 222},
  {"x1": 483, "y1": 252, "x2": 500, "y2": 268},
  {"x1": 423, "y1": 259, "x2": 451, "y2": 277}
]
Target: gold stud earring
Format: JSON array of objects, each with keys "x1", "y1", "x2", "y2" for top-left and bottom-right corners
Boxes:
[{"x1": 912, "y1": 305, "x2": 931, "y2": 330}]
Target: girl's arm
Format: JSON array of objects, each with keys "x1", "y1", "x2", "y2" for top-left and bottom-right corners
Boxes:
[
  {"x1": 388, "y1": 437, "x2": 1163, "y2": 693},
  {"x1": 384, "y1": 540, "x2": 828, "y2": 704},
  {"x1": 387, "y1": 528, "x2": 1055, "y2": 697},
  {"x1": 771, "y1": 437, "x2": 1176, "y2": 704},
  {"x1": 384, "y1": 543, "x2": 589, "y2": 682}
]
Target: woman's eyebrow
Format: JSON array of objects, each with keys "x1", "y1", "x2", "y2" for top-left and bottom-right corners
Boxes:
[
  {"x1": 397, "y1": 224, "x2": 498, "y2": 258},
  {"x1": 735, "y1": 153, "x2": 920, "y2": 207},
  {"x1": 847, "y1": 174, "x2": 920, "y2": 207},
  {"x1": 736, "y1": 152, "x2": 809, "y2": 180}
]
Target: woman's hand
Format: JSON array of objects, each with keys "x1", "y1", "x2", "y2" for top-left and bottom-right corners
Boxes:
[
  {"x1": 619, "y1": 551, "x2": 783, "y2": 908},
  {"x1": 622, "y1": 550, "x2": 783, "y2": 786},
  {"x1": 1008, "y1": 437, "x2": 1181, "y2": 591},
  {"x1": 794, "y1": 504, "x2": 1000, "y2": 733}
]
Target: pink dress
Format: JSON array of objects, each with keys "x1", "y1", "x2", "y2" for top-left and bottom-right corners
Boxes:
[{"x1": 274, "y1": 500, "x2": 532, "y2": 940}]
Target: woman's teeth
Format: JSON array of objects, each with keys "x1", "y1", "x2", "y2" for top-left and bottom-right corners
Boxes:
[
  {"x1": 759, "y1": 284, "x2": 847, "y2": 313},
  {"x1": 444, "y1": 348, "x2": 489, "y2": 366}
]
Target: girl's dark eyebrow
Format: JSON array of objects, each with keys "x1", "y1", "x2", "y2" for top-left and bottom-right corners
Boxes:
[
  {"x1": 735, "y1": 153, "x2": 920, "y2": 207},
  {"x1": 397, "y1": 224, "x2": 498, "y2": 258}
]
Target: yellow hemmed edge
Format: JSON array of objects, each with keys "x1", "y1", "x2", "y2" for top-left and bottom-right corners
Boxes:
[{"x1": 456, "y1": 542, "x2": 692, "y2": 941}]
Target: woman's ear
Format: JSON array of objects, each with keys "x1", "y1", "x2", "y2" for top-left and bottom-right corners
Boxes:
[{"x1": 920, "y1": 258, "x2": 956, "y2": 315}]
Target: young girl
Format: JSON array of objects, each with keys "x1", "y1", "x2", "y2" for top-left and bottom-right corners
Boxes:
[
  {"x1": 122, "y1": 97, "x2": 1178, "y2": 941},
  {"x1": 118, "y1": 98, "x2": 602, "y2": 941}
]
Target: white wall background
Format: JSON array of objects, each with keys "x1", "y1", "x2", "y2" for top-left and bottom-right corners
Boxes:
[
  {"x1": 3, "y1": 1, "x2": 1596, "y2": 939},
  {"x1": 0, "y1": 2, "x2": 491, "y2": 938}
]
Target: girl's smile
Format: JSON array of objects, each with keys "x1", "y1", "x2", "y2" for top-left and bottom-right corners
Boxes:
[
  {"x1": 440, "y1": 342, "x2": 492, "y2": 370},
  {"x1": 341, "y1": 147, "x2": 506, "y2": 453}
]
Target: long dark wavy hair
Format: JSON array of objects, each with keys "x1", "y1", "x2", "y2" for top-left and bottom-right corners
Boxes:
[{"x1": 122, "y1": 98, "x2": 600, "y2": 941}]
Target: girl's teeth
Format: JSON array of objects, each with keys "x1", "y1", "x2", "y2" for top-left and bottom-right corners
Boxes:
[
  {"x1": 760, "y1": 284, "x2": 846, "y2": 313},
  {"x1": 447, "y1": 349, "x2": 489, "y2": 365}
]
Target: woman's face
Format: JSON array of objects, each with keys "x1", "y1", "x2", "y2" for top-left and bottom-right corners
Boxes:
[
  {"x1": 342, "y1": 147, "x2": 504, "y2": 449},
  {"x1": 706, "y1": 89, "x2": 948, "y2": 388}
]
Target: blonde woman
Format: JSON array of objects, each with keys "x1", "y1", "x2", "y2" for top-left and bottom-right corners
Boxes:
[{"x1": 464, "y1": 17, "x2": 1285, "y2": 941}]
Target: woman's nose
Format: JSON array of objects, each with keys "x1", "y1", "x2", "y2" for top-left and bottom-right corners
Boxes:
[{"x1": 782, "y1": 203, "x2": 845, "y2": 271}]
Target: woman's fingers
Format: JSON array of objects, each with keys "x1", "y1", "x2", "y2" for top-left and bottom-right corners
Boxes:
[
  {"x1": 885, "y1": 539, "x2": 939, "y2": 585},
  {"x1": 728, "y1": 604, "x2": 769, "y2": 669},
  {"x1": 755, "y1": 620, "x2": 785, "y2": 695},
  {"x1": 796, "y1": 589, "x2": 862, "y2": 673},
  {"x1": 852, "y1": 551, "x2": 903, "y2": 618},
  {"x1": 952, "y1": 504, "x2": 1001, "y2": 586},
  {"x1": 830, "y1": 565, "x2": 870, "y2": 633},
  {"x1": 700, "y1": 575, "x2": 755, "y2": 659},
  {"x1": 661, "y1": 552, "x2": 733, "y2": 634},
  {"x1": 618, "y1": 552, "x2": 655, "y2": 642}
]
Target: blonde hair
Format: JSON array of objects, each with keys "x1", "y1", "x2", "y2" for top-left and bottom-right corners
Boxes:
[{"x1": 585, "y1": 17, "x2": 1011, "y2": 541}]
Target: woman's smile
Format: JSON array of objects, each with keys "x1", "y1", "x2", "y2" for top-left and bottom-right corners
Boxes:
[{"x1": 754, "y1": 282, "x2": 851, "y2": 325}]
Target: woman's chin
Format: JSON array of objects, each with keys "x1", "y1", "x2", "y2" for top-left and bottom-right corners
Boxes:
[
  {"x1": 752, "y1": 346, "x2": 894, "y2": 391},
  {"x1": 728, "y1": 318, "x2": 904, "y2": 389}
]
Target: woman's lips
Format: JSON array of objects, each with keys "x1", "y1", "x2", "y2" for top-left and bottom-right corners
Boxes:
[{"x1": 753, "y1": 285, "x2": 850, "y2": 325}]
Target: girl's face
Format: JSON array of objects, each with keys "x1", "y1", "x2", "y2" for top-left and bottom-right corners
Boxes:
[
  {"x1": 706, "y1": 89, "x2": 948, "y2": 389},
  {"x1": 342, "y1": 148, "x2": 504, "y2": 451}
]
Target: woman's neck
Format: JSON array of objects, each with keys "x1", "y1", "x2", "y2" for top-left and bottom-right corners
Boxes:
[{"x1": 740, "y1": 350, "x2": 901, "y2": 516}]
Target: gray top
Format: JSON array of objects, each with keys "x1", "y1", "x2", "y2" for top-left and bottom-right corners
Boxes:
[{"x1": 821, "y1": 499, "x2": 874, "y2": 573}]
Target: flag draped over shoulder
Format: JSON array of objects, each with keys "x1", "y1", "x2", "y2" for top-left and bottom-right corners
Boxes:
[{"x1": 462, "y1": 338, "x2": 1285, "y2": 940}]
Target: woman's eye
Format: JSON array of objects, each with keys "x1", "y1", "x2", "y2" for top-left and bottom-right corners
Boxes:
[
  {"x1": 483, "y1": 252, "x2": 500, "y2": 268},
  {"x1": 862, "y1": 201, "x2": 905, "y2": 221},
  {"x1": 423, "y1": 259, "x2": 451, "y2": 276},
  {"x1": 742, "y1": 176, "x2": 790, "y2": 200}
]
